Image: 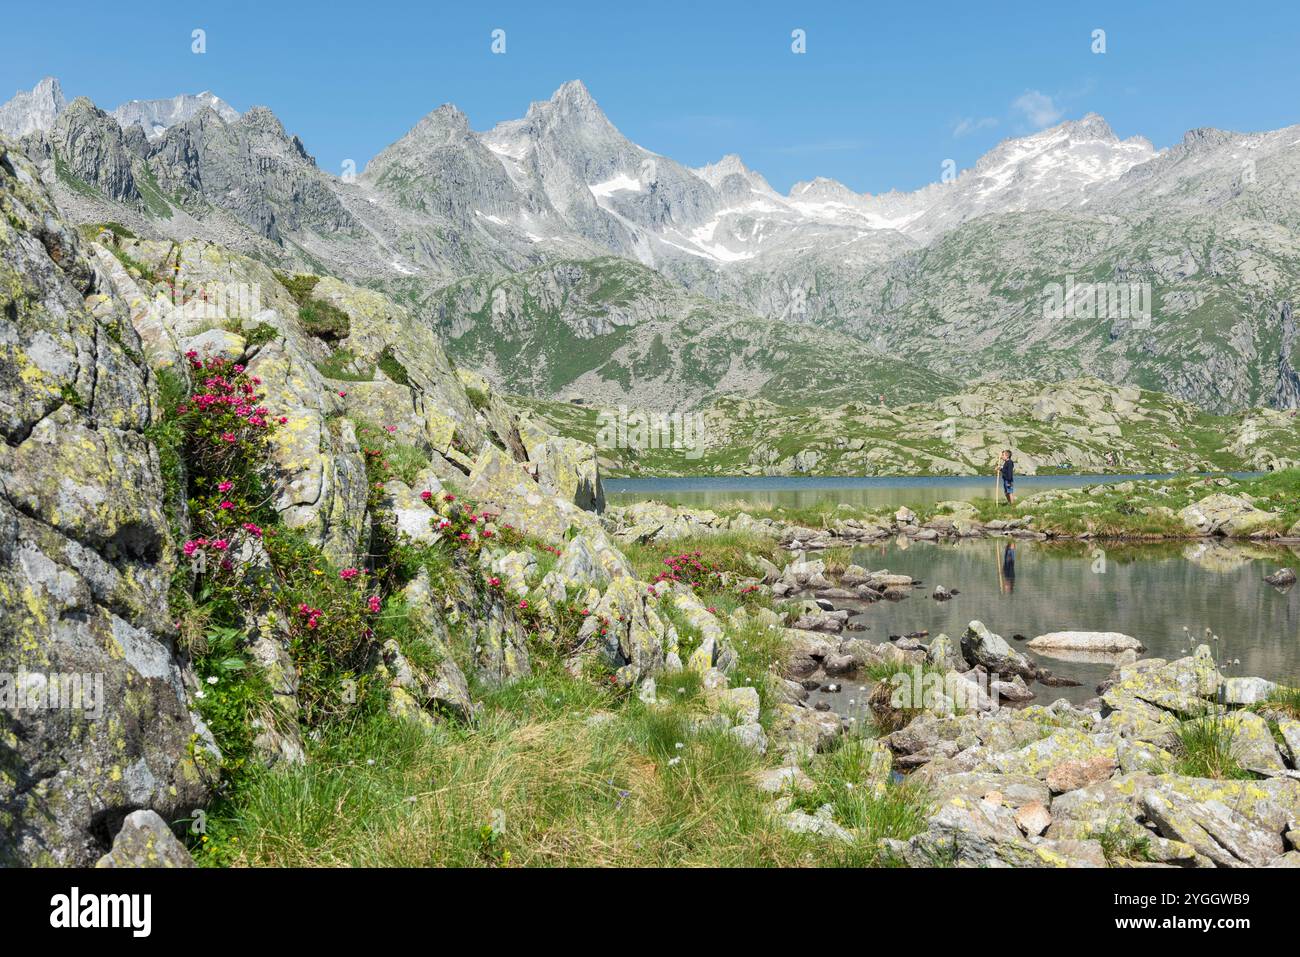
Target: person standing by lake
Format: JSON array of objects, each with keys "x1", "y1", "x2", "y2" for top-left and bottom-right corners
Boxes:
[{"x1": 997, "y1": 449, "x2": 1015, "y2": 506}]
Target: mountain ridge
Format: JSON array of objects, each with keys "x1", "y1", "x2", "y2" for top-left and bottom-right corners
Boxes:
[{"x1": 3, "y1": 74, "x2": 1297, "y2": 414}]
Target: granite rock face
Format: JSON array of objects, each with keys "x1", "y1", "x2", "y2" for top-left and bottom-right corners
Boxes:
[{"x1": 0, "y1": 137, "x2": 214, "y2": 866}]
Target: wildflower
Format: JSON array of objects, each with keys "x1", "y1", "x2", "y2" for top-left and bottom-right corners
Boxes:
[
  {"x1": 210, "y1": 539, "x2": 229, "y2": 551},
  {"x1": 219, "y1": 500, "x2": 234, "y2": 510},
  {"x1": 367, "y1": 595, "x2": 381, "y2": 613},
  {"x1": 488, "y1": 576, "x2": 501, "y2": 588},
  {"x1": 340, "y1": 568, "x2": 359, "y2": 581},
  {"x1": 194, "y1": 689, "x2": 206, "y2": 700},
  {"x1": 206, "y1": 675, "x2": 219, "y2": 685},
  {"x1": 444, "y1": 494, "x2": 456, "y2": 502},
  {"x1": 338, "y1": 390, "x2": 347, "y2": 398},
  {"x1": 519, "y1": 600, "x2": 529, "y2": 610},
  {"x1": 420, "y1": 490, "x2": 433, "y2": 502},
  {"x1": 218, "y1": 480, "x2": 233, "y2": 493},
  {"x1": 278, "y1": 416, "x2": 288, "y2": 424},
  {"x1": 242, "y1": 522, "x2": 263, "y2": 537}
]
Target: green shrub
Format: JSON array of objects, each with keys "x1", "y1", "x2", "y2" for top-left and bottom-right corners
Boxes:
[
  {"x1": 298, "y1": 299, "x2": 351, "y2": 341},
  {"x1": 377, "y1": 345, "x2": 411, "y2": 386}
]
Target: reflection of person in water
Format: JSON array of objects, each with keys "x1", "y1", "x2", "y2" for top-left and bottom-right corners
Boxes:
[{"x1": 999, "y1": 541, "x2": 1016, "y2": 594}]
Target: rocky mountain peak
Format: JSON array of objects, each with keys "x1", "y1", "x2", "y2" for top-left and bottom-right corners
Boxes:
[
  {"x1": 0, "y1": 75, "x2": 67, "y2": 137},
  {"x1": 403, "y1": 103, "x2": 474, "y2": 145},
  {"x1": 111, "y1": 90, "x2": 239, "y2": 139},
  {"x1": 1060, "y1": 112, "x2": 1118, "y2": 142},
  {"x1": 691, "y1": 155, "x2": 778, "y2": 209},
  {"x1": 526, "y1": 79, "x2": 614, "y2": 133},
  {"x1": 788, "y1": 176, "x2": 857, "y2": 201}
]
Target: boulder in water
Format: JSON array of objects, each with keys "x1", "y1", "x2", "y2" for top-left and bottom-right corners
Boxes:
[{"x1": 1027, "y1": 631, "x2": 1146, "y2": 654}]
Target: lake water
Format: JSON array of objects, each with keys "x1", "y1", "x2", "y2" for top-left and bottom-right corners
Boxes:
[
  {"x1": 805, "y1": 537, "x2": 1300, "y2": 716},
  {"x1": 606, "y1": 472, "x2": 1261, "y2": 511}
]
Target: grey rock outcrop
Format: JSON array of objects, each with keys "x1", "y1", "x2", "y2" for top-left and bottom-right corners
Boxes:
[{"x1": 0, "y1": 138, "x2": 214, "y2": 866}]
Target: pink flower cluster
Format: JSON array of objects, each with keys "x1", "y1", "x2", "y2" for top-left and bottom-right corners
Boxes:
[
  {"x1": 652, "y1": 551, "x2": 716, "y2": 589},
  {"x1": 183, "y1": 353, "x2": 277, "y2": 437},
  {"x1": 298, "y1": 603, "x2": 323, "y2": 629}
]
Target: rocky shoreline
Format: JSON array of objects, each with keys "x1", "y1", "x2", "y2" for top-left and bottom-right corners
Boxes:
[
  {"x1": 734, "y1": 553, "x2": 1300, "y2": 867},
  {"x1": 608, "y1": 485, "x2": 1300, "y2": 548}
]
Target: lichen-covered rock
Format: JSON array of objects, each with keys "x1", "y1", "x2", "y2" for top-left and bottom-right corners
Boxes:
[
  {"x1": 1178, "y1": 493, "x2": 1279, "y2": 537},
  {"x1": 1100, "y1": 648, "x2": 1223, "y2": 720},
  {"x1": 920, "y1": 771, "x2": 1051, "y2": 809},
  {"x1": 716, "y1": 686, "x2": 761, "y2": 725},
  {"x1": 890, "y1": 794, "x2": 1108, "y2": 868},
  {"x1": 574, "y1": 576, "x2": 668, "y2": 680},
  {"x1": 518, "y1": 419, "x2": 605, "y2": 513},
  {"x1": 961, "y1": 620, "x2": 1035, "y2": 678},
  {"x1": 313, "y1": 275, "x2": 485, "y2": 456},
  {"x1": 554, "y1": 527, "x2": 633, "y2": 588},
  {"x1": 380, "y1": 639, "x2": 475, "y2": 723},
  {"x1": 0, "y1": 138, "x2": 213, "y2": 866},
  {"x1": 469, "y1": 595, "x2": 532, "y2": 686},
  {"x1": 769, "y1": 703, "x2": 842, "y2": 758},
  {"x1": 468, "y1": 444, "x2": 599, "y2": 545},
  {"x1": 252, "y1": 341, "x2": 369, "y2": 562},
  {"x1": 95, "y1": 810, "x2": 194, "y2": 868},
  {"x1": 1142, "y1": 787, "x2": 1285, "y2": 868}
]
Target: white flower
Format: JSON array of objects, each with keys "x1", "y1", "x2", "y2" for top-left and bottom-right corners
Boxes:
[
  {"x1": 206, "y1": 675, "x2": 219, "y2": 685},
  {"x1": 194, "y1": 689, "x2": 206, "y2": 700},
  {"x1": 667, "y1": 756, "x2": 682, "y2": 766}
]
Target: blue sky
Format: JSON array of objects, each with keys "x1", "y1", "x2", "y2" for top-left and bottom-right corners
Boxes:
[{"x1": 2, "y1": 0, "x2": 1297, "y2": 194}]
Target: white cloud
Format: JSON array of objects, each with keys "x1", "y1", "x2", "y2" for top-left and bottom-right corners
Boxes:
[
  {"x1": 1012, "y1": 90, "x2": 1062, "y2": 129},
  {"x1": 952, "y1": 116, "x2": 998, "y2": 138}
]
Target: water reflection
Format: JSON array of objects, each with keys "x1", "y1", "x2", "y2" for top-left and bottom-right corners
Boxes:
[
  {"x1": 606, "y1": 472, "x2": 1262, "y2": 511},
  {"x1": 999, "y1": 541, "x2": 1016, "y2": 594},
  {"x1": 840, "y1": 538, "x2": 1300, "y2": 705}
]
